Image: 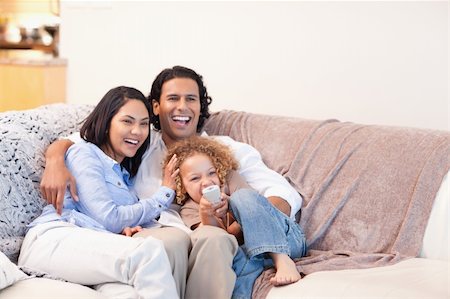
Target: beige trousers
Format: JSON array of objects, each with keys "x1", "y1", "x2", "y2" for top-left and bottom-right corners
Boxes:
[
  {"x1": 186, "y1": 225, "x2": 238, "y2": 299},
  {"x1": 135, "y1": 225, "x2": 238, "y2": 299},
  {"x1": 134, "y1": 227, "x2": 190, "y2": 299}
]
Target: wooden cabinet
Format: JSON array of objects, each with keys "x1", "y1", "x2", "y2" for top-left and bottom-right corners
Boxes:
[{"x1": 0, "y1": 58, "x2": 66, "y2": 112}]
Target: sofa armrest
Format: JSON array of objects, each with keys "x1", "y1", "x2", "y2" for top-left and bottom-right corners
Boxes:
[
  {"x1": 420, "y1": 171, "x2": 449, "y2": 261},
  {"x1": 0, "y1": 103, "x2": 94, "y2": 262}
]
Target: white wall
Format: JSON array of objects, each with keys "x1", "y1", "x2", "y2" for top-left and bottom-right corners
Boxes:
[{"x1": 59, "y1": 1, "x2": 449, "y2": 131}]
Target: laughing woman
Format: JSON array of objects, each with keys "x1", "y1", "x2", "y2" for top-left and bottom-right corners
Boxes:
[{"x1": 18, "y1": 86, "x2": 179, "y2": 299}]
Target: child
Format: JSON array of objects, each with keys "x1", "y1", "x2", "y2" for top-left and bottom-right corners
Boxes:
[{"x1": 163, "y1": 135, "x2": 307, "y2": 299}]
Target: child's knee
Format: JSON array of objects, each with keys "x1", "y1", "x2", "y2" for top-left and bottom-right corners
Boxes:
[{"x1": 230, "y1": 188, "x2": 258, "y2": 208}]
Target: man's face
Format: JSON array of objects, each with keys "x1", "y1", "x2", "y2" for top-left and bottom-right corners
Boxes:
[{"x1": 153, "y1": 78, "x2": 201, "y2": 147}]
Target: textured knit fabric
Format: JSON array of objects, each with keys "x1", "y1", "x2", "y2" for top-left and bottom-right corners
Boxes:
[{"x1": 0, "y1": 104, "x2": 94, "y2": 263}]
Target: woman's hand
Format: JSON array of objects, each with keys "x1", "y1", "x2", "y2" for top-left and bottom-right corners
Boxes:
[
  {"x1": 162, "y1": 154, "x2": 179, "y2": 190},
  {"x1": 121, "y1": 226, "x2": 143, "y2": 237}
]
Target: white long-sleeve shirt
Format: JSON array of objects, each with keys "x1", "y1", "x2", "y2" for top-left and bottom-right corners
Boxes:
[{"x1": 133, "y1": 131, "x2": 302, "y2": 223}]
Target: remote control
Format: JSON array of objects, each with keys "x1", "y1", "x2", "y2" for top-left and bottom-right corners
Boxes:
[{"x1": 202, "y1": 185, "x2": 221, "y2": 204}]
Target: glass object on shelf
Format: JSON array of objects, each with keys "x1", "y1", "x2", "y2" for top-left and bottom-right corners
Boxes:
[
  {"x1": 4, "y1": 23, "x2": 21, "y2": 43},
  {"x1": 0, "y1": 0, "x2": 60, "y2": 57}
]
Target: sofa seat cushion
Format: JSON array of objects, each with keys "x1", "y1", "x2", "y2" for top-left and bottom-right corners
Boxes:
[
  {"x1": 0, "y1": 277, "x2": 106, "y2": 299},
  {"x1": 267, "y1": 258, "x2": 448, "y2": 299}
]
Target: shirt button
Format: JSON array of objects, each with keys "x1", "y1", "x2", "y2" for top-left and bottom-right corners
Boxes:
[
  {"x1": 117, "y1": 182, "x2": 121, "y2": 186},
  {"x1": 165, "y1": 193, "x2": 170, "y2": 198}
]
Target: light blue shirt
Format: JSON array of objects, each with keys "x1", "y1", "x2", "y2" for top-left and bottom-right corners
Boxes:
[{"x1": 29, "y1": 142, "x2": 175, "y2": 233}]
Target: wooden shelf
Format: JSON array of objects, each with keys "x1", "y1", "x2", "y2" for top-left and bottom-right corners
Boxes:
[
  {"x1": 0, "y1": 25, "x2": 60, "y2": 56},
  {"x1": 0, "y1": 40, "x2": 56, "y2": 55}
]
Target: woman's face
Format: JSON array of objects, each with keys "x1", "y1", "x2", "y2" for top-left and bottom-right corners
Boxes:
[
  {"x1": 152, "y1": 78, "x2": 201, "y2": 147},
  {"x1": 104, "y1": 99, "x2": 150, "y2": 163},
  {"x1": 179, "y1": 153, "x2": 220, "y2": 203}
]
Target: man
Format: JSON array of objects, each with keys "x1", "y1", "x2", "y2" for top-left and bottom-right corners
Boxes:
[{"x1": 40, "y1": 66, "x2": 302, "y2": 299}]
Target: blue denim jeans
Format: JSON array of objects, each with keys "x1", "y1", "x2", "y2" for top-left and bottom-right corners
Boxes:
[{"x1": 229, "y1": 189, "x2": 307, "y2": 299}]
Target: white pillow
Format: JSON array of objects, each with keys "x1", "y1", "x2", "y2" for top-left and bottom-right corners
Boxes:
[
  {"x1": 0, "y1": 252, "x2": 28, "y2": 290},
  {"x1": 419, "y1": 171, "x2": 449, "y2": 261}
]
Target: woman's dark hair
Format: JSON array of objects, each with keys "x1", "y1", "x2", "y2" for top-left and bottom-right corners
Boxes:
[
  {"x1": 149, "y1": 66, "x2": 212, "y2": 132},
  {"x1": 80, "y1": 86, "x2": 150, "y2": 177}
]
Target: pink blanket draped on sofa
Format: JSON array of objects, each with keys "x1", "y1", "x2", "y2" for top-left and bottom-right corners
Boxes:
[{"x1": 203, "y1": 110, "x2": 450, "y2": 298}]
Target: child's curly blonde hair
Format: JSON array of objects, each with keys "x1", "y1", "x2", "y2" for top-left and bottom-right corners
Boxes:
[{"x1": 163, "y1": 136, "x2": 239, "y2": 205}]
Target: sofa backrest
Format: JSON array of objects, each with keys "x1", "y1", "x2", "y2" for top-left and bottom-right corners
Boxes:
[
  {"x1": 203, "y1": 110, "x2": 450, "y2": 258},
  {"x1": 1, "y1": 105, "x2": 448, "y2": 263},
  {"x1": 0, "y1": 104, "x2": 94, "y2": 263}
]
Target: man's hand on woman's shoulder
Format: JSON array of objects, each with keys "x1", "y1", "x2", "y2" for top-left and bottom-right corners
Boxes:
[{"x1": 40, "y1": 139, "x2": 77, "y2": 214}]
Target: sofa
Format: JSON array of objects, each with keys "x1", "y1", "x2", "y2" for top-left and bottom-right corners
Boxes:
[{"x1": 0, "y1": 103, "x2": 448, "y2": 299}]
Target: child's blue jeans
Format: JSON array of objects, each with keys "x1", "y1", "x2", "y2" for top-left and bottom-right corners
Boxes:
[{"x1": 229, "y1": 189, "x2": 307, "y2": 299}]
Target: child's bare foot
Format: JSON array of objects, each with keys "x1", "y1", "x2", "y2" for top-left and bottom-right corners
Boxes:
[{"x1": 269, "y1": 253, "x2": 301, "y2": 286}]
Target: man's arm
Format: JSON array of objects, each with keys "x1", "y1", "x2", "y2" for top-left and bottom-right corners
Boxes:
[
  {"x1": 215, "y1": 136, "x2": 302, "y2": 219},
  {"x1": 40, "y1": 139, "x2": 76, "y2": 214}
]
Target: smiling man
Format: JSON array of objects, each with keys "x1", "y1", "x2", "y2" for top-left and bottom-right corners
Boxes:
[
  {"x1": 40, "y1": 66, "x2": 302, "y2": 299},
  {"x1": 152, "y1": 77, "x2": 201, "y2": 144}
]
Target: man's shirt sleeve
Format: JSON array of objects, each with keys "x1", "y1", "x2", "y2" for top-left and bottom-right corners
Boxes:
[{"x1": 214, "y1": 136, "x2": 302, "y2": 219}]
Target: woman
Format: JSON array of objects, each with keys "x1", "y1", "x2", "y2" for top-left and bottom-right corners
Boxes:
[{"x1": 18, "y1": 86, "x2": 179, "y2": 299}]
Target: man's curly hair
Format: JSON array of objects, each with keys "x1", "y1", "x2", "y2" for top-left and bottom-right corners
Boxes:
[{"x1": 163, "y1": 136, "x2": 239, "y2": 205}]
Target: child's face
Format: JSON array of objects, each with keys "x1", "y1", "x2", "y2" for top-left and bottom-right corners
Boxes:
[{"x1": 179, "y1": 153, "x2": 221, "y2": 203}]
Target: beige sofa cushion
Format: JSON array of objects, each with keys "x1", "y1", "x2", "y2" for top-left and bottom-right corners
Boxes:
[
  {"x1": 267, "y1": 258, "x2": 448, "y2": 299},
  {"x1": 0, "y1": 252, "x2": 27, "y2": 290},
  {"x1": 0, "y1": 278, "x2": 106, "y2": 299}
]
